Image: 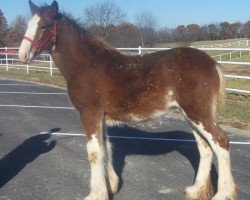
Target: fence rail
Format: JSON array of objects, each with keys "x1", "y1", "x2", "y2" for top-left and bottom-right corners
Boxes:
[
  {"x1": 0, "y1": 46, "x2": 249, "y2": 95},
  {"x1": 0, "y1": 48, "x2": 58, "y2": 76},
  {"x1": 194, "y1": 39, "x2": 250, "y2": 48}
]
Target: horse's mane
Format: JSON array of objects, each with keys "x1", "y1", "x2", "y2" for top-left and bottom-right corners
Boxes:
[
  {"x1": 59, "y1": 12, "x2": 89, "y2": 39},
  {"x1": 58, "y1": 12, "x2": 122, "y2": 56}
]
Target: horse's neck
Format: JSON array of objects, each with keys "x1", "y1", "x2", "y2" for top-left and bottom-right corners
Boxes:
[{"x1": 51, "y1": 19, "x2": 94, "y2": 82}]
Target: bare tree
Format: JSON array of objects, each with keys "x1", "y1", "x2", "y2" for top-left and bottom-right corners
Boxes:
[
  {"x1": 207, "y1": 24, "x2": 219, "y2": 40},
  {"x1": 200, "y1": 25, "x2": 209, "y2": 41},
  {"x1": 135, "y1": 11, "x2": 157, "y2": 47},
  {"x1": 242, "y1": 21, "x2": 250, "y2": 38},
  {"x1": 156, "y1": 27, "x2": 173, "y2": 44},
  {"x1": 220, "y1": 21, "x2": 238, "y2": 39},
  {"x1": 83, "y1": 1, "x2": 126, "y2": 39},
  {"x1": 5, "y1": 15, "x2": 27, "y2": 46},
  {"x1": 108, "y1": 23, "x2": 141, "y2": 47},
  {"x1": 174, "y1": 25, "x2": 190, "y2": 46},
  {"x1": 186, "y1": 24, "x2": 201, "y2": 42}
]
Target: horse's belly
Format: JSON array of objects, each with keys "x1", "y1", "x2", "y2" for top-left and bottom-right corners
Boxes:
[{"x1": 105, "y1": 98, "x2": 179, "y2": 127}]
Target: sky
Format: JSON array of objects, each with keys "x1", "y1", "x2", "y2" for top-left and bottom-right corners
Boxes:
[{"x1": 1, "y1": 0, "x2": 250, "y2": 29}]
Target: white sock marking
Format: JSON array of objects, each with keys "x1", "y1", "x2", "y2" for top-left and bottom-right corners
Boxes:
[{"x1": 86, "y1": 135, "x2": 108, "y2": 198}]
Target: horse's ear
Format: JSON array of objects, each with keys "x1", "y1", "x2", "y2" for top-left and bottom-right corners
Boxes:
[
  {"x1": 29, "y1": 0, "x2": 39, "y2": 15},
  {"x1": 48, "y1": 0, "x2": 59, "y2": 18}
]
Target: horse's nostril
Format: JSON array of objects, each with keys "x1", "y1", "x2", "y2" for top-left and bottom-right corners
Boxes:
[
  {"x1": 19, "y1": 52, "x2": 29, "y2": 62},
  {"x1": 23, "y1": 53, "x2": 28, "y2": 60}
]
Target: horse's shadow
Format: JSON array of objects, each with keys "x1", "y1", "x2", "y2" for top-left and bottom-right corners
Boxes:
[
  {"x1": 107, "y1": 126, "x2": 218, "y2": 193},
  {"x1": 0, "y1": 129, "x2": 58, "y2": 188}
]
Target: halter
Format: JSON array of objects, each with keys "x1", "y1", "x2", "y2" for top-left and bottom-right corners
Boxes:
[{"x1": 23, "y1": 20, "x2": 58, "y2": 53}]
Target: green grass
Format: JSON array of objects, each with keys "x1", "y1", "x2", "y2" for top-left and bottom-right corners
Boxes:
[
  {"x1": 232, "y1": 54, "x2": 250, "y2": 62},
  {"x1": 226, "y1": 79, "x2": 250, "y2": 90},
  {"x1": 0, "y1": 68, "x2": 66, "y2": 88},
  {"x1": 221, "y1": 96, "x2": 250, "y2": 124},
  {"x1": 191, "y1": 39, "x2": 246, "y2": 46},
  {"x1": 155, "y1": 38, "x2": 248, "y2": 48}
]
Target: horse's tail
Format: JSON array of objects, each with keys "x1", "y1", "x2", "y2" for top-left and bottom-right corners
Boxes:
[{"x1": 215, "y1": 64, "x2": 226, "y2": 111}]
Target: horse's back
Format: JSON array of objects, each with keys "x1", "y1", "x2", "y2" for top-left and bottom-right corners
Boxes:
[
  {"x1": 103, "y1": 47, "x2": 222, "y2": 122},
  {"x1": 112, "y1": 47, "x2": 221, "y2": 100}
]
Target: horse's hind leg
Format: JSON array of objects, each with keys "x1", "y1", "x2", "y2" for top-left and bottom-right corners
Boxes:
[
  {"x1": 205, "y1": 124, "x2": 237, "y2": 200},
  {"x1": 185, "y1": 130, "x2": 213, "y2": 200},
  {"x1": 185, "y1": 116, "x2": 237, "y2": 200}
]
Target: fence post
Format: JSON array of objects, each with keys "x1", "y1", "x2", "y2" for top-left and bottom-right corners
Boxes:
[
  {"x1": 230, "y1": 52, "x2": 232, "y2": 60},
  {"x1": 240, "y1": 51, "x2": 242, "y2": 58},
  {"x1": 5, "y1": 47, "x2": 8, "y2": 71},
  {"x1": 49, "y1": 55, "x2": 53, "y2": 76},
  {"x1": 26, "y1": 63, "x2": 29, "y2": 74},
  {"x1": 138, "y1": 46, "x2": 142, "y2": 55}
]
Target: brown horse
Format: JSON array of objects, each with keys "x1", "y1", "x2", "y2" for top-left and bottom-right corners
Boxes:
[{"x1": 19, "y1": 1, "x2": 237, "y2": 200}]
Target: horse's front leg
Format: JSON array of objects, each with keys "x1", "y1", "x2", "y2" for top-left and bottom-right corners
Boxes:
[
  {"x1": 104, "y1": 135, "x2": 119, "y2": 195},
  {"x1": 80, "y1": 111, "x2": 109, "y2": 200}
]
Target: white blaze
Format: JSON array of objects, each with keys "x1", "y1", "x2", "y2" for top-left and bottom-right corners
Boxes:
[{"x1": 19, "y1": 14, "x2": 40, "y2": 62}]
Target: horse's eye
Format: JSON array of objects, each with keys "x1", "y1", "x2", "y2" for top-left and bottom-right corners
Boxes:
[{"x1": 40, "y1": 25, "x2": 47, "y2": 30}]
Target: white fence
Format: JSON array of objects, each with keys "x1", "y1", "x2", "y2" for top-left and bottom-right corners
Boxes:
[
  {"x1": 0, "y1": 46, "x2": 249, "y2": 95},
  {"x1": 0, "y1": 47, "x2": 58, "y2": 76},
  {"x1": 194, "y1": 39, "x2": 250, "y2": 48}
]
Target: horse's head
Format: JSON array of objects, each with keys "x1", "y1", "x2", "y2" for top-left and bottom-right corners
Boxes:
[{"x1": 19, "y1": 0, "x2": 59, "y2": 63}]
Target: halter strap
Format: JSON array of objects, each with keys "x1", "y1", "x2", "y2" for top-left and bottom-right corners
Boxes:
[
  {"x1": 23, "y1": 36, "x2": 33, "y2": 44},
  {"x1": 23, "y1": 20, "x2": 58, "y2": 53}
]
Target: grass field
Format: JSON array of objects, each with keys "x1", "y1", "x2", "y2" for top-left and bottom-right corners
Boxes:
[{"x1": 155, "y1": 38, "x2": 249, "y2": 48}]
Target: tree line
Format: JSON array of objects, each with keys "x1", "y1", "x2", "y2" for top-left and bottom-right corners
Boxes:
[{"x1": 1, "y1": 1, "x2": 250, "y2": 48}]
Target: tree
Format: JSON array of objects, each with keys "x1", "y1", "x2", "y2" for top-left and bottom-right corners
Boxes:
[
  {"x1": 156, "y1": 27, "x2": 173, "y2": 44},
  {"x1": 108, "y1": 23, "x2": 141, "y2": 47},
  {"x1": 5, "y1": 15, "x2": 27, "y2": 46},
  {"x1": 231, "y1": 22, "x2": 242, "y2": 38},
  {"x1": 83, "y1": 1, "x2": 126, "y2": 39},
  {"x1": 242, "y1": 21, "x2": 250, "y2": 38},
  {"x1": 0, "y1": 9, "x2": 8, "y2": 46},
  {"x1": 186, "y1": 24, "x2": 201, "y2": 42},
  {"x1": 220, "y1": 22, "x2": 242, "y2": 39},
  {"x1": 135, "y1": 11, "x2": 157, "y2": 47},
  {"x1": 174, "y1": 25, "x2": 189, "y2": 46},
  {"x1": 207, "y1": 24, "x2": 219, "y2": 40},
  {"x1": 199, "y1": 25, "x2": 209, "y2": 41}
]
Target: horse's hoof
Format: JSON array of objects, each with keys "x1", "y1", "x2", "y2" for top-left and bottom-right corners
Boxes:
[
  {"x1": 108, "y1": 172, "x2": 119, "y2": 194},
  {"x1": 185, "y1": 183, "x2": 213, "y2": 200},
  {"x1": 211, "y1": 186, "x2": 237, "y2": 200},
  {"x1": 212, "y1": 195, "x2": 236, "y2": 200},
  {"x1": 84, "y1": 191, "x2": 109, "y2": 200},
  {"x1": 212, "y1": 193, "x2": 237, "y2": 200}
]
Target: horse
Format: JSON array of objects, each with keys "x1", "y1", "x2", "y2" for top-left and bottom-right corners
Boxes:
[{"x1": 18, "y1": 1, "x2": 237, "y2": 200}]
